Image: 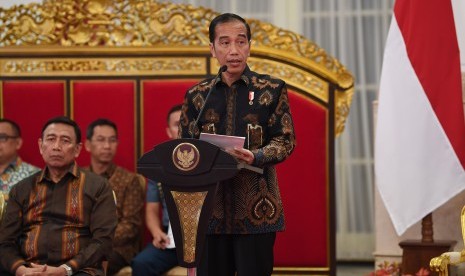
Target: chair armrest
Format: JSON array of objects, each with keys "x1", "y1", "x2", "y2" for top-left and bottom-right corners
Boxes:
[{"x1": 430, "y1": 251, "x2": 465, "y2": 276}]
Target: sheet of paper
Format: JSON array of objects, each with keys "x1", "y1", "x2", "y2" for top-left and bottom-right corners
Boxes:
[
  {"x1": 166, "y1": 222, "x2": 176, "y2": 249},
  {"x1": 199, "y1": 132, "x2": 245, "y2": 150}
]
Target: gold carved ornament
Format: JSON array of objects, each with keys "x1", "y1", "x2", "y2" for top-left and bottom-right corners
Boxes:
[{"x1": 0, "y1": 0, "x2": 354, "y2": 136}]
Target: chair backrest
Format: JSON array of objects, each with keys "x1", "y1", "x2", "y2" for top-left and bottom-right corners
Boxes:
[{"x1": 0, "y1": 1, "x2": 354, "y2": 275}]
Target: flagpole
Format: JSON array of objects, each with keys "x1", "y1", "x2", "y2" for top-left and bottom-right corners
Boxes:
[{"x1": 421, "y1": 213, "x2": 433, "y2": 243}]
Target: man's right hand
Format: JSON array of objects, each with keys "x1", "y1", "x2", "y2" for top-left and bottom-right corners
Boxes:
[{"x1": 152, "y1": 228, "x2": 170, "y2": 249}]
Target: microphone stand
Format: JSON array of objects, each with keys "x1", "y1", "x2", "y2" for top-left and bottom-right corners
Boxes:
[
  {"x1": 187, "y1": 65, "x2": 227, "y2": 276},
  {"x1": 191, "y1": 65, "x2": 227, "y2": 138}
]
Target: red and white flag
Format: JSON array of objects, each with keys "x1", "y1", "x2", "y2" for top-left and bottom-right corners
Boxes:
[{"x1": 375, "y1": 0, "x2": 465, "y2": 235}]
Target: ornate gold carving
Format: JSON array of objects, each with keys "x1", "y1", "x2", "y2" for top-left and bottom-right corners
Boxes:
[
  {"x1": 0, "y1": 57, "x2": 205, "y2": 76},
  {"x1": 335, "y1": 88, "x2": 354, "y2": 136},
  {"x1": 247, "y1": 58, "x2": 329, "y2": 103},
  {"x1": 0, "y1": 1, "x2": 353, "y2": 85},
  {"x1": 0, "y1": 0, "x2": 354, "y2": 136},
  {"x1": 171, "y1": 191, "x2": 207, "y2": 264}
]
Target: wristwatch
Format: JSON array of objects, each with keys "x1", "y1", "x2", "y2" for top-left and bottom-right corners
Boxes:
[{"x1": 60, "y1": 264, "x2": 73, "y2": 276}]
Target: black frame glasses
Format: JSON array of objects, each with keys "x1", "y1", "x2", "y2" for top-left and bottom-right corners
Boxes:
[{"x1": 0, "y1": 135, "x2": 19, "y2": 142}]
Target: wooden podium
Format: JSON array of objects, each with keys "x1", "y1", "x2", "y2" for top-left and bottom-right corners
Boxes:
[{"x1": 138, "y1": 138, "x2": 262, "y2": 273}]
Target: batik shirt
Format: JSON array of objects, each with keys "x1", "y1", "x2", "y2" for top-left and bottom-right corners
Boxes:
[
  {"x1": 180, "y1": 66, "x2": 296, "y2": 235},
  {"x1": 0, "y1": 163, "x2": 117, "y2": 275},
  {"x1": 0, "y1": 157, "x2": 39, "y2": 194},
  {"x1": 89, "y1": 164, "x2": 145, "y2": 264}
]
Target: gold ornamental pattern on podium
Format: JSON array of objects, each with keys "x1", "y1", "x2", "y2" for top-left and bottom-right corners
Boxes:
[{"x1": 170, "y1": 190, "x2": 207, "y2": 264}]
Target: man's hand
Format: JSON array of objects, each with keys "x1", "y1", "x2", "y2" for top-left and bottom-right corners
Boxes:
[
  {"x1": 152, "y1": 228, "x2": 170, "y2": 250},
  {"x1": 226, "y1": 147, "x2": 255, "y2": 165},
  {"x1": 15, "y1": 263, "x2": 67, "y2": 276}
]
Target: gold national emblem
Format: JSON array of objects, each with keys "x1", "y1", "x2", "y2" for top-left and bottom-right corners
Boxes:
[{"x1": 172, "y1": 143, "x2": 200, "y2": 171}]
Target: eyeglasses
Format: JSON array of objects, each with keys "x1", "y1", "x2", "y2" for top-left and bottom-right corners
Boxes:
[{"x1": 0, "y1": 135, "x2": 18, "y2": 143}]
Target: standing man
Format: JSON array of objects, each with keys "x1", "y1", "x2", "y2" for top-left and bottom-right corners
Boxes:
[
  {"x1": 0, "y1": 116, "x2": 117, "y2": 276},
  {"x1": 180, "y1": 13, "x2": 296, "y2": 276},
  {"x1": 85, "y1": 118, "x2": 145, "y2": 275},
  {"x1": 0, "y1": 118, "x2": 39, "y2": 195},
  {"x1": 131, "y1": 104, "x2": 182, "y2": 275}
]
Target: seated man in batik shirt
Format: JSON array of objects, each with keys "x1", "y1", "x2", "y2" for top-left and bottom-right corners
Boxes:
[
  {"x1": 0, "y1": 119, "x2": 39, "y2": 199},
  {"x1": 85, "y1": 118, "x2": 145, "y2": 275}
]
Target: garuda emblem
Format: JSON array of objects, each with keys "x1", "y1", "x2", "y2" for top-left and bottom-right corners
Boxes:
[{"x1": 172, "y1": 143, "x2": 200, "y2": 171}]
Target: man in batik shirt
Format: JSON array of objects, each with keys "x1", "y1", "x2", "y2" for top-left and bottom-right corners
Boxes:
[
  {"x1": 180, "y1": 13, "x2": 296, "y2": 276},
  {"x1": 85, "y1": 118, "x2": 145, "y2": 275},
  {"x1": 0, "y1": 116, "x2": 117, "y2": 276},
  {"x1": 0, "y1": 119, "x2": 39, "y2": 197}
]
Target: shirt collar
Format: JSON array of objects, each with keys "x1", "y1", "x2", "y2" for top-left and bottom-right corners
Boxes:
[
  {"x1": 90, "y1": 163, "x2": 116, "y2": 179},
  {"x1": 216, "y1": 65, "x2": 252, "y2": 88},
  {"x1": 2, "y1": 156, "x2": 21, "y2": 173},
  {"x1": 39, "y1": 161, "x2": 80, "y2": 183}
]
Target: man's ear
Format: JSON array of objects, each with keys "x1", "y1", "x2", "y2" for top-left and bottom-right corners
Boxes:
[
  {"x1": 209, "y1": 43, "x2": 216, "y2": 58},
  {"x1": 15, "y1": 137, "x2": 23, "y2": 151},
  {"x1": 74, "y1": 143, "x2": 83, "y2": 158},
  {"x1": 84, "y1": 139, "x2": 91, "y2": 152},
  {"x1": 38, "y1": 138, "x2": 43, "y2": 155}
]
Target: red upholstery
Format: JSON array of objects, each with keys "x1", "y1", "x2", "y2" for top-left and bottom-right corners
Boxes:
[
  {"x1": 1, "y1": 81, "x2": 66, "y2": 168},
  {"x1": 141, "y1": 80, "x2": 198, "y2": 152},
  {"x1": 1, "y1": 79, "x2": 330, "y2": 269},
  {"x1": 275, "y1": 92, "x2": 329, "y2": 266},
  {"x1": 72, "y1": 80, "x2": 137, "y2": 171}
]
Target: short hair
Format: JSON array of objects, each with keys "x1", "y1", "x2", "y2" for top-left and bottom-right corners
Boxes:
[
  {"x1": 209, "y1": 13, "x2": 251, "y2": 43},
  {"x1": 166, "y1": 104, "x2": 183, "y2": 125},
  {"x1": 0, "y1": 118, "x2": 21, "y2": 137},
  {"x1": 41, "y1": 116, "x2": 81, "y2": 143},
  {"x1": 86, "y1": 118, "x2": 118, "y2": 140}
]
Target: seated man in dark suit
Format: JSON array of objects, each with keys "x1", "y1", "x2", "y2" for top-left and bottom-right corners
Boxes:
[{"x1": 0, "y1": 116, "x2": 117, "y2": 276}]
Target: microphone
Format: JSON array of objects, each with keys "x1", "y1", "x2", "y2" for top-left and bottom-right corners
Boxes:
[{"x1": 191, "y1": 65, "x2": 227, "y2": 138}]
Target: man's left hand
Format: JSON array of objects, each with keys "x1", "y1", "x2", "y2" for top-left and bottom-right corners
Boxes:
[{"x1": 20, "y1": 263, "x2": 67, "y2": 276}]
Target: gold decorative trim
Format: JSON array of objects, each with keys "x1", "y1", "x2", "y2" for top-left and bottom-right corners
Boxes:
[
  {"x1": 0, "y1": 81, "x2": 3, "y2": 118},
  {"x1": 248, "y1": 58, "x2": 329, "y2": 103},
  {"x1": 335, "y1": 88, "x2": 355, "y2": 136},
  {"x1": 0, "y1": 57, "x2": 206, "y2": 77},
  {"x1": 0, "y1": 0, "x2": 353, "y2": 87},
  {"x1": 171, "y1": 190, "x2": 208, "y2": 264},
  {"x1": 0, "y1": 0, "x2": 354, "y2": 136}
]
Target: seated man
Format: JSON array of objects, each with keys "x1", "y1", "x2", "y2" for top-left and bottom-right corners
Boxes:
[
  {"x1": 0, "y1": 118, "x2": 39, "y2": 195},
  {"x1": 85, "y1": 118, "x2": 145, "y2": 275},
  {"x1": 131, "y1": 104, "x2": 182, "y2": 275},
  {"x1": 0, "y1": 116, "x2": 117, "y2": 276}
]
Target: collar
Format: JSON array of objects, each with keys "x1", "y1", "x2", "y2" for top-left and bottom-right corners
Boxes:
[
  {"x1": 90, "y1": 162, "x2": 116, "y2": 179},
  {"x1": 39, "y1": 161, "x2": 80, "y2": 183},
  {"x1": 1, "y1": 156, "x2": 21, "y2": 173},
  {"x1": 216, "y1": 65, "x2": 252, "y2": 88}
]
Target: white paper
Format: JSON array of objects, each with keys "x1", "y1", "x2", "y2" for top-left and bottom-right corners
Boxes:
[
  {"x1": 166, "y1": 222, "x2": 176, "y2": 249},
  {"x1": 199, "y1": 132, "x2": 245, "y2": 150}
]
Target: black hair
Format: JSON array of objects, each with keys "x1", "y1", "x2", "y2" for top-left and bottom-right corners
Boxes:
[
  {"x1": 209, "y1": 13, "x2": 251, "y2": 43},
  {"x1": 41, "y1": 116, "x2": 81, "y2": 143},
  {"x1": 167, "y1": 104, "x2": 183, "y2": 125},
  {"x1": 86, "y1": 118, "x2": 118, "y2": 140},
  {"x1": 0, "y1": 118, "x2": 21, "y2": 137}
]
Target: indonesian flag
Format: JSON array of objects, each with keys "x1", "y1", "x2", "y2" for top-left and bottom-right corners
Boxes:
[{"x1": 375, "y1": 0, "x2": 465, "y2": 235}]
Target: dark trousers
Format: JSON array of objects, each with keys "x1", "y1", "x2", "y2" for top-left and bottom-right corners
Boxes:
[
  {"x1": 106, "y1": 251, "x2": 129, "y2": 276},
  {"x1": 131, "y1": 243, "x2": 178, "y2": 276},
  {"x1": 197, "y1": 232, "x2": 276, "y2": 276}
]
